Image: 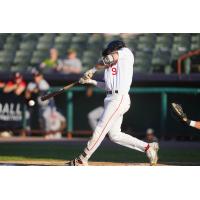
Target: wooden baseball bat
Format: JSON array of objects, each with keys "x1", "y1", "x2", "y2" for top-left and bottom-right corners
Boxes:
[{"x1": 41, "y1": 81, "x2": 78, "y2": 101}]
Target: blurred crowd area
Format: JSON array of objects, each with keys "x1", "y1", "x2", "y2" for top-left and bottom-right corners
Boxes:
[
  {"x1": 0, "y1": 33, "x2": 200, "y2": 75},
  {"x1": 0, "y1": 71, "x2": 67, "y2": 139},
  {"x1": 0, "y1": 72, "x2": 159, "y2": 142}
]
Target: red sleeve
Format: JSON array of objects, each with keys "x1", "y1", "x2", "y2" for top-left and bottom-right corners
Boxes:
[
  {"x1": 6, "y1": 81, "x2": 14, "y2": 87},
  {"x1": 19, "y1": 81, "x2": 26, "y2": 87}
]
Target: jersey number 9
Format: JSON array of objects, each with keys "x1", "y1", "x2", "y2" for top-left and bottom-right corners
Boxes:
[{"x1": 111, "y1": 67, "x2": 117, "y2": 75}]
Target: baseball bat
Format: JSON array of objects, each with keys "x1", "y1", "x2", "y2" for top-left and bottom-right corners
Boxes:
[{"x1": 41, "y1": 81, "x2": 78, "y2": 101}]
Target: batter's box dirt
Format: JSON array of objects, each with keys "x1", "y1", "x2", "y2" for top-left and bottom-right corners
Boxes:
[{"x1": 0, "y1": 160, "x2": 167, "y2": 166}]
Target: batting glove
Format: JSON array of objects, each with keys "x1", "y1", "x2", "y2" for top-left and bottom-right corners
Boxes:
[
  {"x1": 79, "y1": 77, "x2": 97, "y2": 85},
  {"x1": 83, "y1": 67, "x2": 97, "y2": 79}
]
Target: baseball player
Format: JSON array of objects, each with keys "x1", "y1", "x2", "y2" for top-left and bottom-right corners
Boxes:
[
  {"x1": 172, "y1": 102, "x2": 200, "y2": 130},
  {"x1": 67, "y1": 40, "x2": 158, "y2": 166}
]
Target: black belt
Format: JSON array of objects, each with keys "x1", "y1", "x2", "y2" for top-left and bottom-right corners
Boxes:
[{"x1": 106, "y1": 90, "x2": 118, "y2": 94}]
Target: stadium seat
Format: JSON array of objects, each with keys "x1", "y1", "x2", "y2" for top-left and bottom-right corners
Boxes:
[
  {"x1": 154, "y1": 44, "x2": 170, "y2": 52},
  {"x1": 3, "y1": 43, "x2": 18, "y2": 53},
  {"x1": 82, "y1": 51, "x2": 98, "y2": 67},
  {"x1": 104, "y1": 34, "x2": 122, "y2": 46},
  {"x1": 88, "y1": 34, "x2": 104, "y2": 44},
  {"x1": 171, "y1": 43, "x2": 190, "y2": 60},
  {"x1": 156, "y1": 34, "x2": 173, "y2": 43},
  {"x1": 151, "y1": 57, "x2": 170, "y2": 72},
  {"x1": 190, "y1": 43, "x2": 200, "y2": 51},
  {"x1": 72, "y1": 34, "x2": 89, "y2": 43},
  {"x1": 20, "y1": 42, "x2": 35, "y2": 51},
  {"x1": 0, "y1": 50, "x2": 14, "y2": 68},
  {"x1": 134, "y1": 58, "x2": 151, "y2": 72},
  {"x1": 134, "y1": 51, "x2": 152, "y2": 72},
  {"x1": 13, "y1": 50, "x2": 32, "y2": 66},
  {"x1": 151, "y1": 50, "x2": 171, "y2": 72},
  {"x1": 54, "y1": 34, "x2": 70, "y2": 44},
  {"x1": 164, "y1": 65, "x2": 173, "y2": 74},
  {"x1": 5, "y1": 35, "x2": 21, "y2": 45},
  {"x1": 54, "y1": 36, "x2": 71, "y2": 56},
  {"x1": 55, "y1": 36, "x2": 70, "y2": 44},
  {"x1": 59, "y1": 33, "x2": 73, "y2": 38},
  {"x1": 87, "y1": 34, "x2": 104, "y2": 51},
  {"x1": 36, "y1": 42, "x2": 53, "y2": 51},
  {"x1": 173, "y1": 35, "x2": 191, "y2": 43},
  {"x1": 137, "y1": 42, "x2": 154, "y2": 52},
  {"x1": 53, "y1": 43, "x2": 68, "y2": 58},
  {"x1": 22, "y1": 33, "x2": 41, "y2": 41},
  {"x1": 31, "y1": 50, "x2": 48, "y2": 65},
  {"x1": 38, "y1": 34, "x2": 55, "y2": 43},
  {"x1": 138, "y1": 34, "x2": 156, "y2": 44},
  {"x1": 0, "y1": 36, "x2": 7, "y2": 50}
]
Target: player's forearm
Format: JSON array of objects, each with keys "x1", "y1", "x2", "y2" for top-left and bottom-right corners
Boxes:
[
  {"x1": 89, "y1": 65, "x2": 103, "y2": 73},
  {"x1": 3, "y1": 85, "x2": 17, "y2": 93},
  {"x1": 15, "y1": 86, "x2": 26, "y2": 96},
  {"x1": 183, "y1": 117, "x2": 200, "y2": 130},
  {"x1": 92, "y1": 58, "x2": 107, "y2": 71},
  {"x1": 87, "y1": 79, "x2": 105, "y2": 89},
  {"x1": 187, "y1": 120, "x2": 200, "y2": 130},
  {"x1": 96, "y1": 81, "x2": 105, "y2": 89}
]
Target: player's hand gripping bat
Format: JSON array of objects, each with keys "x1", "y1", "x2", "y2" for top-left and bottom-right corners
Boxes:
[
  {"x1": 41, "y1": 66, "x2": 99, "y2": 101},
  {"x1": 41, "y1": 81, "x2": 78, "y2": 101}
]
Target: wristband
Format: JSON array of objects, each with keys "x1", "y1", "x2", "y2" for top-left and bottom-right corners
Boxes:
[
  {"x1": 189, "y1": 120, "x2": 196, "y2": 127},
  {"x1": 88, "y1": 79, "x2": 97, "y2": 86}
]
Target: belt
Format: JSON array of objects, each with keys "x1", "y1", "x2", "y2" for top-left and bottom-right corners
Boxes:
[{"x1": 106, "y1": 90, "x2": 118, "y2": 95}]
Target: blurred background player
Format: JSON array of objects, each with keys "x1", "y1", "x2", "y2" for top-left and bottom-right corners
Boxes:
[
  {"x1": 145, "y1": 128, "x2": 159, "y2": 152},
  {"x1": 3, "y1": 72, "x2": 26, "y2": 96},
  {"x1": 45, "y1": 110, "x2": 66, "y2": 139},
  {"x1": 27, "y1": 70, "x2": 66, "y2": 138},
  {"x1": 88, "y1": 106, "x2": 104, "y2": 131},
  {"x1": 86, "y1": 86, "x2": 104, "y2": 131}
]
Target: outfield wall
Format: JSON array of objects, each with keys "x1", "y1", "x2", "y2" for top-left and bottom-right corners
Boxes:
[{"x1": 54, "y1": 87, "x2": 200, "y2": 139}]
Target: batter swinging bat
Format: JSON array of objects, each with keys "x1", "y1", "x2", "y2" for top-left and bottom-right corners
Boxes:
[{"x1": 41, "y1": 81, "x2": 78, "y2": 101}]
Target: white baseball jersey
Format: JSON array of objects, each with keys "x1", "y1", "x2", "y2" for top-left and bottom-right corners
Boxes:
[{"x1": 104, "y1": 47, "x2": 134, "y2": 93}]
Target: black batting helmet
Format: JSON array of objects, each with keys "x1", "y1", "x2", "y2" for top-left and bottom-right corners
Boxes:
[{"x1": 102, "y1": 40, "x2": 126, "y2": 57}]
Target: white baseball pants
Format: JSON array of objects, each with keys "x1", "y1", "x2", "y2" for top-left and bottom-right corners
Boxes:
[{"x1": 80, "y1": 93, "x2": 148, "y2": 162}]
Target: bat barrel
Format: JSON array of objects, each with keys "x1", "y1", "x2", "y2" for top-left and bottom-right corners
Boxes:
[
  {"x1": 40, "y1": 82, "x2": 78, "y2": 101},
  {"x1": 41, "y1": 88, "x2": 64, "y2": 101}
]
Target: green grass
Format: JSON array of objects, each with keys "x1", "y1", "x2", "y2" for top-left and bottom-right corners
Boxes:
[{"x1": 0, "y1": 141, "x2": 200, "y2": 165}]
